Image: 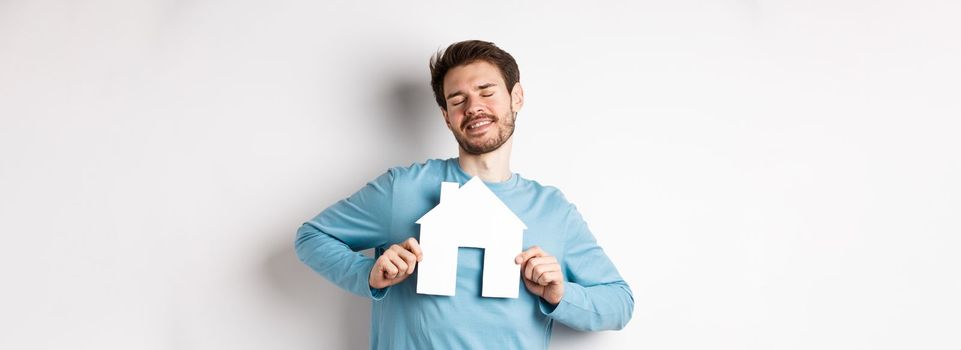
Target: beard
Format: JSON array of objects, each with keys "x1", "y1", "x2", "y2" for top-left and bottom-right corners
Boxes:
[{"x1": 454, "y1": 109, "x2": 517, "y2": 155}]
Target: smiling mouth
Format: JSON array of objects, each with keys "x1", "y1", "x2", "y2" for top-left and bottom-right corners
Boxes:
[{"x1": 466, "y1": 119, "x2": 493, "y2": 130}]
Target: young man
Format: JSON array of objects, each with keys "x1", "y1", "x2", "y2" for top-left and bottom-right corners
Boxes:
[{"x1": 295, "y1": 40, "x2": 633, "y2": 349}]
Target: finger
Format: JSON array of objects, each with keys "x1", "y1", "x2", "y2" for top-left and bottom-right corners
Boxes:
[
  {"x1": 537, "y1": 272, "x2": 560, "y2": 286},
  {"x1": 393, "y1": 246, "x2": 418, "y2": 274},
  {"x1": 524, "y1": 256, "x2": 555, "y2": 280},
  {"x1": 389, "y1": 245, "x2": 417, "y2": 274},
  {"x1": 524, "y1": 260, "x2": 534, "y2": 281},
  {"x1": 522, "y1": 277, "x2": 541, "y2": 293},
  {"x1": 514, "y1": 245, "x2": 544, "y2": 263},
  {"x1": 524, "y1": 256, "x2": 543, "y2": 280},
  {"x1": 379, "y1": 256, "x2": 399, "y2": 279},
  {"x1": 533, "y1": 265, "x2": 561, "y2": 285},
  {"x1": 515, "y1": 246, "x2": 546, "y2": 264},
  {"x1": 403, "y1": 237, "x2": 424, "y2": 261},
  {"x1": 386, "y1": 252, "x2": 409, "y2": 277}
]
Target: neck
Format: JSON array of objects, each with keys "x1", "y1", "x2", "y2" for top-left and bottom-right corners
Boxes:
[{"x1": 457, "y1": 137, "x2": 513, "y2": 182}]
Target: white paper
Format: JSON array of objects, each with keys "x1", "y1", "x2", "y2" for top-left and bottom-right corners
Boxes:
[{"x1": 416, "y1": 177, "x2": 527, "y2": 298}]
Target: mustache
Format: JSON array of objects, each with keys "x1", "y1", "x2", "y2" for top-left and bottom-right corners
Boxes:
[{"x1": 462, "y1": 113, "x2": 497, "y2": 129}]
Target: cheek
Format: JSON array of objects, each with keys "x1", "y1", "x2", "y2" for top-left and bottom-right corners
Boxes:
[
  {"x1": 499, "y1": 95, "x2": 515, "y2": 109},
  {"x1": 447, "y1": 113, "x2": 465, "y2": 128}
]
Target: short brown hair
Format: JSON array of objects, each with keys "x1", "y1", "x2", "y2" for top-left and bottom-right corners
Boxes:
[{"x1": 429, "y1": 40, "x2": 520, "y2": 110}]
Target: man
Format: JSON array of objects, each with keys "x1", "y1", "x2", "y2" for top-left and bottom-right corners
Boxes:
[{"x1": 295, "y1": 40, "x2": 633, "y2": 349}]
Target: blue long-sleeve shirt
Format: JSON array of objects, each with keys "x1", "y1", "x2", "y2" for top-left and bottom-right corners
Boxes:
[{"x1": 295, "y1": 158, "x2": 633, "y2": 349}]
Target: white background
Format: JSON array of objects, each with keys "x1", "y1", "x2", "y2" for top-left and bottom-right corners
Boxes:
[{"x1": 2, "y1": 1, "x2": 959, "y2": 349}]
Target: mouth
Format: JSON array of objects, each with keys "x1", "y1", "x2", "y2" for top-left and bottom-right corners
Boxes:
[{"x1": 464, "y1": 117, "x2": 494, "y2": 135}]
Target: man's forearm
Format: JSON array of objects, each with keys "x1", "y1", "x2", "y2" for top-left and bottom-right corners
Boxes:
[
  {"x1": 540, "y1": 280, "x2": 634, "y2": 331},
  {"x1": 295, "y1": 222, "x2": 386, "y2": 300}
]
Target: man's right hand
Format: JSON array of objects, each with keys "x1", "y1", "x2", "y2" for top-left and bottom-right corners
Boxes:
[{"x1": 369, "y1": 237, "x2": 423, "y2": 289}]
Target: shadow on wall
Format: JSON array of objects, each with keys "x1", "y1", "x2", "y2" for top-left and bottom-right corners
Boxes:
[
  {"x1": 381, "y1": 75, "x2": 443, "y2": 162},
  {"x1": 259, "y1": 76, "x2": 438, "y2": 348}
]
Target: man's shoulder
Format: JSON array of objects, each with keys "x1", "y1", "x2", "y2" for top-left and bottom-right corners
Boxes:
[
  {"x1": 514, "y1": 177, "x2": 589, "y2": 232},
  {"x1": 386, "y1": 158, "x2": 451, "y2": 178},
  {"x1": 517, "y1": 176, "x2": 575, "y2": 208},
  {"x1": 380, "y1": 158, "x2": 456, "y2": 191}
]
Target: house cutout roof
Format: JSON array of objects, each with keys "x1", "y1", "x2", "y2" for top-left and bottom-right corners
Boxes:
[{"x1": 416, "y1": 176, "x2": 527, "y2": 231}]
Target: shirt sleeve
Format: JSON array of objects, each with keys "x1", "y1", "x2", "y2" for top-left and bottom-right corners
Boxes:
[
  {"x1": 294, "y1": 170, "x2": 395, "y2": 300},
  {"x1": 538, "y1": 204, "x2": 635, "y2": 331}
]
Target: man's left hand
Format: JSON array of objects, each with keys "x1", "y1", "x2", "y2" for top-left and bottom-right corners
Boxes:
[{"x1": 515, "y1": 246, "x2": 564, "y2": 305}]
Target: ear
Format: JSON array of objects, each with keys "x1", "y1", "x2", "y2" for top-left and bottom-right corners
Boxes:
[{"x1": 510, "y1": 82, "x2": 524, "y2": 112}]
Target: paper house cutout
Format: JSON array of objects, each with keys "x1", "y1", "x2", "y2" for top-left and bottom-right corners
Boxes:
[{"x1": 416, "y1": 177, "x2": 527, "y2": 298}]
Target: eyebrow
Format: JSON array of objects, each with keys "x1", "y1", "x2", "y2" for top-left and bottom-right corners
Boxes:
[{"x1": 446, "y1": 83, "x2": 498, "y2": 100}]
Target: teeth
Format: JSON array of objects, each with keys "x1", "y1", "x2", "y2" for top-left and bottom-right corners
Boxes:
[{"x1": 469, "y1": 120, "x2": 491, "y2": 129}]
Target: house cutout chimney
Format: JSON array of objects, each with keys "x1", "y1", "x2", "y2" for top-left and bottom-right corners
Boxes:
[{"x1": 415, "y1": 177, "x2": 527, "y2": 298}]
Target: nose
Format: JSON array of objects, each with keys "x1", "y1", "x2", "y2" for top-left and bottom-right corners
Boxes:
[{"x1": 464, "y1": 98, "x2": 485, "y2": 118}]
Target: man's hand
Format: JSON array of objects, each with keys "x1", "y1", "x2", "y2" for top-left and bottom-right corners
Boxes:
[
  {"x1": 515, "y1": 246, "x2": 564, "y2": 305},
  {"x1": 369, "y1": 237, "x2": 423, "y2": 289}
]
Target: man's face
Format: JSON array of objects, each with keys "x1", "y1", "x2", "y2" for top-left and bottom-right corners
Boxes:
[{"x1": 441, "y1": 60, "x2": 524, "y2": 155}]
